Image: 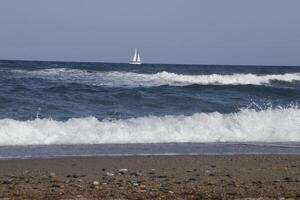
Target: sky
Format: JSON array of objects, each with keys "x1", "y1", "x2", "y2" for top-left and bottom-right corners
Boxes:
[{"x1": 0, "y1": 0, "x2": 300, "y2": 65}]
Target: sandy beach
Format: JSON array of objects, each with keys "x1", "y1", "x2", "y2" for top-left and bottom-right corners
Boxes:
[{"x1": 0, "y1": 155, "x2": 299, "y2": 199}]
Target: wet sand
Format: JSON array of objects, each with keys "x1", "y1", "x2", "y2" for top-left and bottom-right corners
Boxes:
[{"x1": 0, "y1": 155, "x2": 299, "y2": 199}]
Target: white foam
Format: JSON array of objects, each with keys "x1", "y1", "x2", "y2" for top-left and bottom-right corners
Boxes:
[
  {"x1": 13, "y1": 68, "x2": 300, "y2": 87},
  {"x1": 0, "y1": 108, "x2": 299, "y2": 145}
]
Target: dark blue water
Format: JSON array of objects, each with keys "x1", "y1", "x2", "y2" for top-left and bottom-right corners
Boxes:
[
  {"x1": 0, "y1": 60, "x2": 299, "y2": 157},
  {"x1": 1, "y1": 60, "x2": 299, "y2": 121}
]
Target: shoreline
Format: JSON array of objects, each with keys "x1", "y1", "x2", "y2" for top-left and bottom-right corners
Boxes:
[
  {"x1": 0, "y1": 155, "x2": 299, "y2": 199},
  {"x1": 1, "y1": 152, "x2": 300, "y2": 161},
  {"x1": 1, "y1": 142, "x2": 300, "y2": 160}
]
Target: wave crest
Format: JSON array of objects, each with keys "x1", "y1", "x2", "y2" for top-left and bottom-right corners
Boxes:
[
  {"x1": 0, "y1": 107, "x2": 299, "y2": 145},
  {"x1": 13, "y1": 68, "x2": 300, "y2": 87}
]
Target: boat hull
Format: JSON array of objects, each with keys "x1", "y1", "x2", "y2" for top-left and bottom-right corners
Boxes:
[{"x1": 129, "y1": 62, "x2": 141, "y2": 65}]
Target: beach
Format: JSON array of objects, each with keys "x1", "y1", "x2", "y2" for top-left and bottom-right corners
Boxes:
[{"x1": 0, "y1": 155, "x2": 299, "y2": 199}]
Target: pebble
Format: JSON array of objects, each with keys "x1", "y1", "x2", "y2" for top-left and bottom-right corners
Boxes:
[
  {"x1": 106, "y1": 172, "x2": 114, "y2": 176},
  {"x1": 2, "y1": 179, "x2": 13, "y2": 185},
  {"x1": 226, "y1": 191, "x2": 237, "y2": 195},
  {"x1": 132, "y1": 182, "x2": 139, "y2": 186},
  {"x1": 72, "y1": 174, "x2": 79, "y2": 178},
  {"x1": 65, "y1": 179, "x2": 71, "y2": 184},
  {"x1": 49, "y1": 172, "x2": 56, "y2": 178},
  {"x1": 140, "y1": 184, "x2": 146, "y2": 189},
  {"x1": 51, "y1": 184, "x2": 60, "y2": 188},
  {"x1": 157, "y1": 175, "x2": 168, "y2": 179},
  {"x1": 168, "y1": 191, "x2": 174, "y2": 194},
  {"x1": 93, "y1": 181, "x2": 99, "y2": 186},
  {"x1": 284, "y1": 177, "x2": 292, "y2": 182},
  {"x1": 74, "y1": 184, "x2": 83, "y2": 188},
  {"x1": 118, "y1": 168, "x2": 128, "y2": 172},
  {"x1": 130, "y1": 172, "x2": 142, "y2": 177}
]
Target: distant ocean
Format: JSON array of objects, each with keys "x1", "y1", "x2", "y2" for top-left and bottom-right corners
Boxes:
[{"x1": 0, "y1": 60, "x2": 300, "y2": 158}]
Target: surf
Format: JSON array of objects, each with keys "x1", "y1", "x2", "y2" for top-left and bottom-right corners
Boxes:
[{"x1": 0, "y1": 107, "x2": 299, "y2": 146}]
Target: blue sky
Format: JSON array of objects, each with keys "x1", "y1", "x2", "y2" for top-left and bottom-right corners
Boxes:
[{"x1": 0, "y1": 0, "x2": 299, "y2": 65}]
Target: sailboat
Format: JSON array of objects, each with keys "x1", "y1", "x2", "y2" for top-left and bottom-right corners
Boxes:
[{"x1": 130, "y1": 48, "x2": 141, "y2": 65}]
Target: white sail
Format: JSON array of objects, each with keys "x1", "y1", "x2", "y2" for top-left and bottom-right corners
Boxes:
[
  {"x1": 132, "y1": 48, "x2": 138, "y2": 62},
  {"x1": 130, "y1": 48, "x2": 141, "y2": 64},
  {"x1": 137, "y1": 52, "x2": 141, "y2": 62}
]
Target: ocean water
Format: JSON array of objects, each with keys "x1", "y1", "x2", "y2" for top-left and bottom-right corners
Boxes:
[{"x1": 0, "y1": 60, "x2": 300, "y2": 158}]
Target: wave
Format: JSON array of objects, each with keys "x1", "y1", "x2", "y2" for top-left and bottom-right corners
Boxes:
[
  {"x1": 13, "y1": 68, "x2": 300, "y2": 87},
  {"x1": 0, "y1": 107, "x2": 299, "y2": 145}
]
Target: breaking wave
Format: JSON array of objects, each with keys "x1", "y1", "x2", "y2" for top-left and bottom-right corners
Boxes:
[
  {"x1": 13, "y1": 68, "x2": 300, "y2": 87},
  {"x1": 0, "y1": 107, "x2": 299, "y2": 145}
]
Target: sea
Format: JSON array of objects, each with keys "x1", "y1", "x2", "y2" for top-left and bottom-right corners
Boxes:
[{"x1": 0, "y1": 60, "x2": 300, "y2": 159}]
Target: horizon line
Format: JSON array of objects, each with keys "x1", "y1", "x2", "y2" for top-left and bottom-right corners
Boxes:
[{"x1": 0, "y1": 58, "x2": 299, "y2": 67}]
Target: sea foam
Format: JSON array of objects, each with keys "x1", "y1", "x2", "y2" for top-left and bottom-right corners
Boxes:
[
  {"x1": 0, "y1": 107, "x2": 299, "y2": 145},
  {"x1": 13, "y1": 68, "x2": 300, "y2": 87}
]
